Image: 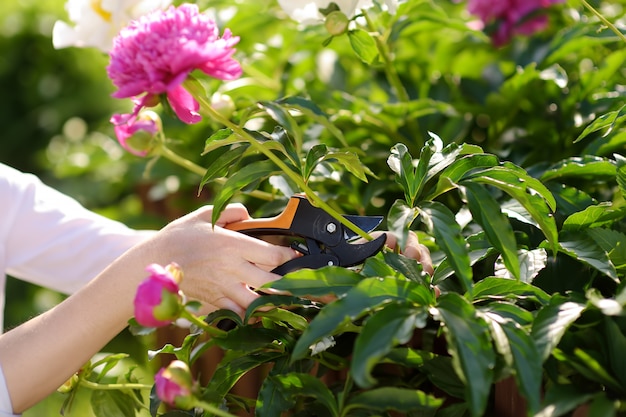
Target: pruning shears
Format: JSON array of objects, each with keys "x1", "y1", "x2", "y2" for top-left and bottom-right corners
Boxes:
[{"x1": 226, "y1": 195, "x2": 387, "y2": 275}]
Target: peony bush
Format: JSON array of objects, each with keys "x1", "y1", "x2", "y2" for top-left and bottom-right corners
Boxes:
[{"x1": 49, "y1": 1, "x2": 626, "y2": 416}]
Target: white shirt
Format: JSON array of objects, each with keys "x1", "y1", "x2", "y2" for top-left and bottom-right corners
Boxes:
[{"x1": 0, "y1": 162, "x2": 154, "y2": 415}]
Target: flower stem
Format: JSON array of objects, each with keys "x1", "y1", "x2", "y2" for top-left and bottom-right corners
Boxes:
[
  {"x1": 193, "y1": 399, "x2": 238, "y2": 417},
  {"x1": 79, "y1": 379, "x2": 152, "y2": 391},
  {"x1": 580, "y1": 0, "x2": 626, "y2": 43},
  {"x1": 186, "y1": 80, "x2": 373, "y2": 241},
  {"x1": 179, "y1": 308, "x2": 227, "y2": 338},
  {"x1": 157, "y1": 142, "x2": 274, "y2": 201}
]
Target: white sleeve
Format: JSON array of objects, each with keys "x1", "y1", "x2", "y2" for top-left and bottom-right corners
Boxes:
[
  {"x1": 0, "y1": 364, "x2": 18, "y2": 417},
  {"x1": 0, "y1": 163, "x2": 155, "y2": 294}
]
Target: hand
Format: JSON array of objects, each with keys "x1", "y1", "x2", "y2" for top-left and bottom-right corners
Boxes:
[
  {"x1": 380, "y1": 231, "x2": 434, "y2": 276},
  {"x1": 143, "y1": 203, "x2": 297, "y2": 315}
]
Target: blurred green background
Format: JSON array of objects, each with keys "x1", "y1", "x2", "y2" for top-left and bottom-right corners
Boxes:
[{"x1": 0, "y1": 1, "x2": 161, "y2": 415}]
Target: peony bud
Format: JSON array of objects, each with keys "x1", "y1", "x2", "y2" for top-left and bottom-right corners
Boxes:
[
  {"x1": 324, "y1": 11, "x2": 349, "y2": 36},
  {"x1": 57, "y1": 373, "x2": 79, "y2": 393},
  {"x1": 110, "y1": 110, "x2": 161, "y2": 157},
  {"x1": 134, "y1": 263, "x2": 183, "y2": 327},
  {"x1": 155, "y1": 360, "x2": 195, "y2": 409},
  {"x1": 210, "y1": 92, "x2": 236, "y2": 120}
]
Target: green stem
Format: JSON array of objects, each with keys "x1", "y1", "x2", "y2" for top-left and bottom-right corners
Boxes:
[
  {"x1": 179, "y1": 308, "x2": 227, "y2": 338},
  {"x1": 79, "y1": 379, "x2": 152, "y2": 391},
  {"x1": 193, "y1": 399, "x2": 238, "y2": 417},
  {"x1": 157, "y1": 142, "x2": 274, "y2": 201},
  {"x1": 186, "y1": 80, "x2": 373, "y2": 241},
  {"x1": 580, "y1": 0, "x2": 626, "y2": 43},
  {"x1": 361, "y1": 10, "x2": 422, "y2": 146}
]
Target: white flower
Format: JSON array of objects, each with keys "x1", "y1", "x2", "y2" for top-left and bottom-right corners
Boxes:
[
  {"x1": 277, "y1": 0, "x2": 397, "y2": 24},
  {"x1": 52, "y1": 0, "x2": 172, "y2": 52}
]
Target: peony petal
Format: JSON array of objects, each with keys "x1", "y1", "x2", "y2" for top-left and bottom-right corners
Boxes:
[{"x1": 166, "y1": 85, "x2": 201, "y2": 125}]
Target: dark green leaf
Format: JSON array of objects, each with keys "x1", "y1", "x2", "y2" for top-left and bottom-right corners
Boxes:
[
  {"x1": 537, "y1": 383, "x2": 594, "y2": 417},
  {"x1": 418, "y1": 202, "x2": 473, "y2": 295},
  {"x1": 345, "y1": 387, "x2": 443, "y2": 415},
  {"x1": 258, "y1": 101, "x2": 302, "y2": 152},
  {"x1": 258, "y1": 373, "x2": 339, "y2": 417},
  {"x1": 464, "y1": 165, "x2": 558, "y2": 252},
  {"x1": 602, "y1": 318, "x2": 626, "y2": 387},
  {"x1": 427, "y1": 153, "x2": 500, "y2": 200},
  {"x1": 90, "y1": 390, "x2": 136, "y2": 417},
  {"x1": 382, "y1": 250, "x2": 430, "y2": 285},
  {"x1": 303, "y1": 144, "x2": 329, "y2": 180},
  {"x1": 531, "y1": 297, "x2": 585, "y2": 361},
  {"x1": 351, "y1": 302, "x2": 428, "y2": 387},
  {"x1": 462, "y1": 182, "x2": 520, "y2": 279},
  {"x1": 267, "y1": 266, "x2": 361, "y2": 297},
  {"x1": 388, "y1": 143, "x2": 417, "y2": 205},
  {"x1": 473, "y1": 277, "x2": 550, "y2": 305},
  {"x1": 557, "y1": 233, "x2": 619, "y2": 282},
  {"x1": 432, "y1": 293, "x2": 495, "y2": 417},
  {"x1": 199, "y1": 144, "x2": 247, "y2": 190},
  {"x1": 211, "y1": 161, "x2": 279, "y2": 225},
  {"x1": 540, "y1": 156, "x2": 617, "y2": 182},
  {"x1": 291, "y1": 277, "x2": 433, "y2": 360}
]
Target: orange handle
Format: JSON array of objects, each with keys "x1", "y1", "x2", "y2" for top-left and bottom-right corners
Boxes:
[{"x1": 225, "y1": 196, "x2": 301, "y2": 232}]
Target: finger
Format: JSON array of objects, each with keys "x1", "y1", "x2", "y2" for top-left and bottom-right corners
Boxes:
[
  {"x1": 223, "y1": 229, "x2": 297, "y2": 268},
  {"x1": 214, "y1": 203, "x2": 251, "y2": 226}
]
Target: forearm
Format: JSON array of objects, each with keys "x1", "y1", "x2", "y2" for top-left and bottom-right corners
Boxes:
[{"x1": 0, "y1": 248, "x2": 146, "y2": 413}]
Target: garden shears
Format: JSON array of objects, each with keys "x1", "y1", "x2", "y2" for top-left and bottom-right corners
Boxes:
[{"x1": 226, "y1": 195, "x2": 387, "y2": 275}]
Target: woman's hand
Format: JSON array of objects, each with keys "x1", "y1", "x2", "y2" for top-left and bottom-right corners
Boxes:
[{"x1": 144, "y1": 203, "x2": 297, "y2": 315}]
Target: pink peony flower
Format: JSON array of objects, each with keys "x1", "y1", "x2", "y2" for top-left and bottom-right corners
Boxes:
[
  {"x1": 106, "y1": 4, "x2": 242, "y2": 124},
  {"x1": 155, "y1": 360, "x2": 195, "y2": 409},
  {"x1": 467, "y1": 0, "x2": 563, "y2": 46},
  {"x1": 134, "y1": 263, "x2": 183, "y2": 327},
  {"x1": 110, "y1": 110, "x2": 160, "y2": 156}
]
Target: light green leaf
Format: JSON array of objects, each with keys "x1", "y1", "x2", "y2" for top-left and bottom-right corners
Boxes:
[
  {"x1": 348, "y1": 28, "x2": 379, "y2": 64},
  {"x1": 575, "y1": 104, "x2": 626, "y2": 143},
  {"x1": 258, "y1": 373, "x2": 339, "y2": 417},
  {"x1": 493, "y1": 248, "x2": 548, "y2": 284},
  {"x1": 557, "y1": 233, "x2": 619, "y2": 282},
  {"x1": 540, "y1": 156, "x2": 617, "y2": 182},
  {"x1": 267, "y1": 266, "x2": 361, "y2": 297},
  {"x1": 387, "y1": 199, "x2": 419, "y2": 250},
  {"x1": 90, "y1": 390, "x2": 136, "y2": 417},
  {"x1": 473, "y1": 276, "x2": 550, "y2": 305}
]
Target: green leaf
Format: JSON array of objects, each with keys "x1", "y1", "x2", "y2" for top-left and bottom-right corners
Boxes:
[
  {"x1": 427, "y1": 153, "x2": 500, "y2": 200},
  {"x1": 90, "y1": 390, "x2": 136, "y2": 417},
  {"x1": 322, "y1": 150, "x2": 372, "y2": 182},
  {"x1": 291, "y1": 277, "x2": 432, "y2": 360},
  {"x1": 464, "y1": 165, "x2": 558, "y2": 253},
  {"x1": 348, "y1": 28, "x2": 379, "y2": 64},
  {"x1": 473, "y1": 276, "x2": 550, "y2": 305},
  {"x1": 562, "y1": 202, "x2": 626, "y2": 231},
  {"x1": 303, "y1": 144, "x2": 329, "y2": 180},
  {"x1": 258, "y1": 101, "x2": 302, "y2": 152},
  {"x1": 575, "y1": 104, "x2": 626, "y2": 143},
  {"x1": 557, "y1": 233, "x2": 619, "y2": 282},
  {"x1": 345, "y1": 387, "x2": 443, "y2": 415},
  {"x1": 267, "y1": 266, "x2": 362, "y2": 297},
  {"x1": 616, "y1": 153, "x2": 626, "y2": 197},
  {"x1": 381, "y1": 250, "x2": 430, "y2": 285},
  {"x1": 418, "y1": 201, "x2": 473, "y2": 295},
  {"x1": 493, "y1": 248, "x2": 548, "y2": 284},
  {"x1": 258, "y1": 373, "x2": 339, "y2": 417},
  {"x1": 531, "y1": 297, "x2": 585, "y2": 361},
  {"x1": 211, "y1": 160, "x2": 279, "y2": 225},
  {"x1": 432, "y1": 293, "x2": 495, "y2": 417},
  {"x1": 202, "y1": 128, "x2": 236, "y2": 155},
  {"x1": 482, "y1": 314, "x2": 542, "y2": 414},
  {"x1": 199, "y1": 144, "x2": 247, "y2": 190},
  {"x1": 602, "y1": 318, "x2": 626, "y2": 387},
  {"x1": 536, "y1": 384, "x2": 594, "y2": 417},
  {"x1": 205, "y1": 352, "x2": 284, "y2": 399},
  {"x1": 540, "y1": 156, "x2": 617, "y2": 182},
  {"x1": 462, "y1": 182, "x2": 520, "y2": 279},
  {"x1": 387, "y1": 199, "x2": 419, "y2": 251},
  {"x1": 388, "y1": 143, "x2": 417, "y2": 205},
  {"x1": 351, "y1": 302, "x2": 428, "y2": 387}
]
